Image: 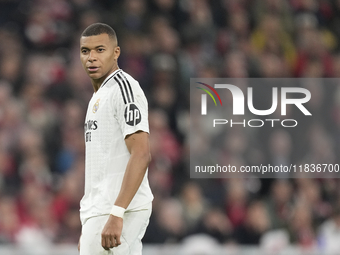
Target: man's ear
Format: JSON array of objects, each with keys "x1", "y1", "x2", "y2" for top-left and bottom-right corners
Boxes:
[{"x1": 114, "y1": 46, "x2": 121, "y2": 59}]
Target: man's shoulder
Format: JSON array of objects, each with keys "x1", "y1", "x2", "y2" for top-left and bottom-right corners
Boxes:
[
  {"x1": 104, "y1": 70, "x2": 139, "y2": 89},
  {"x1": 105, "y1": 70, "x2": 145, "y2": 106},
  {"x1": 119, "y1": 70, "x2": 140, "y2": 88},
  {"x1": 116, "y1": 70, "x2": 145, "y2": 96}
]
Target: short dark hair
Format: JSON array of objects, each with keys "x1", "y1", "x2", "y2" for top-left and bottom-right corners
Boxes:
[{"x1": 81, "y1": 23, "x2": 117, "y2": 41}]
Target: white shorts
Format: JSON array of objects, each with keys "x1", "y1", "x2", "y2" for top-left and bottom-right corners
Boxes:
[{"x1": 79, "y1": 203, "x2": 152, "y2": 255}]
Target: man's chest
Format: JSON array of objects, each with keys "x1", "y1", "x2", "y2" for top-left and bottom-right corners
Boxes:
[{"x1": 84, "y1": 90, "x2": 114, "y2": 143}]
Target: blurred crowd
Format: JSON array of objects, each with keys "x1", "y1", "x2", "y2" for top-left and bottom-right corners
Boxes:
[{"x1": 1, "y1": 0, "x2": 340, "y2": 253}]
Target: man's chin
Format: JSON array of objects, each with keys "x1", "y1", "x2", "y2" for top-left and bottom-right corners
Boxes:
[{"x1": 88, "y1": 72, "x2": 102, "y2": 79}]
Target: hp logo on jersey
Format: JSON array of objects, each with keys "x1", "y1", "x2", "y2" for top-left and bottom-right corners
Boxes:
[{"x1": 124, "y1": 103, "x2": 141, "y2": 126}]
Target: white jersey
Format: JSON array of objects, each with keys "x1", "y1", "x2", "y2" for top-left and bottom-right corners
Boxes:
[{"x1": 80, "y1": 69, "x2": 153, "y2": 225}]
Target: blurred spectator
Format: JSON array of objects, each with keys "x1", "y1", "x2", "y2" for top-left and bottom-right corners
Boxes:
[
  {"x1": 288, "y1": 203, "x2": 316, "y2": 247},
  {"x1": 148, "y1": 109, "x2": 181, "y2": 196},
  {"x1": 318, "y1": 206, "x2": 340, "y2": 254},
  {"x1": 144, "y1": 198, "x2": 186, "y2": 243},
  {"x1": 251, "y1": 14, "x2": 296, "y2": 71},
  {"x1": 0, "y1": 195, "x2": 21, "y2": 243},
  {"x1": 295, "y1": 179, "x2": 332, "y2": 225},
  {"x1": 225, "y1": 179, "x2": 248, "y2": 228},
  {"x1": 180, "y1": 182, "x2": 208, "y2": 232},
  {"x1": 252, "y1": 0, "x2": 294, "y2": 34},
  {"x1": 265, "y1": 179, "x2": 293, "y2": 229},
  {"x1": 233, "y1": 200, "x2": 271, "y2": 244},
  {"x1": 294, "y1": 27, "x2": 334, "y2": 77},
  {"x1": 194, "y1": 207, "x2": 232, "y2": 243}
]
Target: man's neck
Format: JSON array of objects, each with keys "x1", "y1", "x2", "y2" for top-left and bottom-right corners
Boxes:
[
  {"x1": 91, "y1": 66, "x2": 119, "y2": 92},
  {"x1": 92, "y1": 81, "x2": 101, "y2": 92}
]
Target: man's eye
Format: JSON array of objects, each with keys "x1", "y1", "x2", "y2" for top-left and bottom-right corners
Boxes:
[
  {"x1": 98, "y1": 48, "x2": 104, "y2": 52},
  {"x1": 82, "y1": 49, "x2": 88, "y2": 54}
]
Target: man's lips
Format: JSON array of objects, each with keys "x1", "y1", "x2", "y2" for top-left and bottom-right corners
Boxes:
[{"x1": 87, "y1": 66, "x2": 99, "y2": 72}]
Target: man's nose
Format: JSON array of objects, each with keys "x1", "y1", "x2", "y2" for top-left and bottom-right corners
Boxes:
[{"x1": 88, "y1": 50, "x2": 96, "y2": 61}]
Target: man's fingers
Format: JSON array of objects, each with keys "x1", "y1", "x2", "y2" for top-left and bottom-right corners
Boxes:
[
  {"x1": 101, "y1": 234, "x2": 110, "y2": 250},
  {"x1": 102, "y1": 234, "x2": 122, "y2": 250},
  {"x1": 101, "y1": 215, "x2": 123, "y2": 249},
  {"x1": 110, "y1": 236, "x2": 116, "y2": 248},
  {"x1": 115, "y1": 235, "x2": 121, "y2": 246}
]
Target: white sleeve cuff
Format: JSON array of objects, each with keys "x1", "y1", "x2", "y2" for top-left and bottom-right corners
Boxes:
[{"x1": 110, "y1": 205, "x2": 125, "y2": 218}]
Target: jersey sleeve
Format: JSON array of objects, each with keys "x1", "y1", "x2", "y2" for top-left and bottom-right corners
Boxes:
[{"x1": 113, "y1": 74, "x2": 149, "y2": 139}]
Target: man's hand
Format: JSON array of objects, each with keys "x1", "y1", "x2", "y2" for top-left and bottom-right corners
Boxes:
[{"x1": 101, "y1": 215, "x2": 123, "y2": 250}]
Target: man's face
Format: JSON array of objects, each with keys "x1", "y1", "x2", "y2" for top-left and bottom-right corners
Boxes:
[{"x1": 80, "y1": 33, "x2": 120, "y2": 83}]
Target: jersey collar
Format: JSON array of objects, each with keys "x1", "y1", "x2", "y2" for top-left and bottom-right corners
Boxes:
[{"x1": 100, "y1": 68, "x2": 121, "y2": 89}]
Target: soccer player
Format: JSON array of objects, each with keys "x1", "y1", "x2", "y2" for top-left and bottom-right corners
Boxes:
[{"x1": 78, "y1": 23, "x2": 153, "y2": 255}]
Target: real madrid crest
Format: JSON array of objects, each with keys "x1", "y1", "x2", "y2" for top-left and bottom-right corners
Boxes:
[{"x1": 92, "y1": 98, "x2": 100, "y2": 113}]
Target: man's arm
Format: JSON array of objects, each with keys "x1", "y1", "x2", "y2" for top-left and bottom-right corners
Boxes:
[
  {"x1": 114, "y1": 130, "x2": 151, "y2": 208},
  {"x1": 101, "y1": 131, "x2": 151, "y2": 250}
]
